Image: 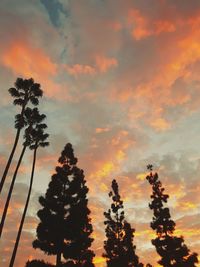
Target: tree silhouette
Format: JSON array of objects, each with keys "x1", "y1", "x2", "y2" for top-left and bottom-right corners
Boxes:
[
  {"x1": 9, "y1": 123, "x2": 49, "y2": 267},
  {"x1": 32, "y1": 143, "x2": 95, "y2": 267},
  {"x1": 103, "y1": 179, "x2": 142, "y2": 267},
  {"x1": 146, "y1": 166, "x2": 198, "y2": 267},
  {"x1": 0, "y1": 78, "x2": 43, "y2": 193},
  {"x1": 26, "y1": 260, "x2": 54, "y2": 267},
  {"x1": 0, "y1": 108, "x2": 46, "y2": 238}
]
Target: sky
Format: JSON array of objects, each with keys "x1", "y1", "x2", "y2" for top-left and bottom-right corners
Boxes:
[{"x1": 0, "y1": 0, "x2": 200, "y2": 266}]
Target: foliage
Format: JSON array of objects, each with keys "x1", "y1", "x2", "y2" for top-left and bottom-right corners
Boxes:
[
  {"x1": 0, "y1": 77, "x2": 44, "y2": 194},
  {"x1": 146, "y1": 167, "x2": 198, "y2": 267},
  {"x1": 9, "y1": 78, "x2": 43, "y2": 129},
  {"x1": 33, "y1": 143, "x2": 94, "y2": 266},
  {"x1": 103, "y1": 179, "x2": 142, "y2": 267},
  {"x1": 26, "y1": 260, "x2": 54, "y2": 267},
  {"x1": 8, "y1": 109, "x2": 49, "y2": 267}
]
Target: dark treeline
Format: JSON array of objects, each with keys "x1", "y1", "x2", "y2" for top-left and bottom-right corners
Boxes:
[{"x1": 0, "y1": 78, "x2": 199, "y2": 267}]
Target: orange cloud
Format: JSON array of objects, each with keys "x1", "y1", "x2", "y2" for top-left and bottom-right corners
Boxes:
[
  {"x1": 178, "y1": 201, "x2": 198, "y2": 211},
  {"x1": 64, "y1": 56, "x2": 118, "y2": 77},
  {"x1": 128, "y1": 9, "x2": 151, "y2": 40},
  {"x1": 150, "y1": 118, "x2": 171, "y2": 131},
  {"x1": 90, "y1": 161, "x2": 115, "y2": 180},
  {"x1": 154, "y1": 20, "x2": 176, "y2": 35},
  {"x1": 95, "y1": 55, "x2": 118, "y2": 72},
  {"x1": 128, "y1": 9, "x2": 176, "y2": 40},
  {"x1": 174, "y1": 228, "x2": 200, "y2": 239},
  {"x1": 95, "y1": 127, "x2": 110, "y2": 134},
  {"x1": 116, "y1": 11, "x2": 200, "y2": 130},
  {"x1": 136, "y1": 172, "x2": 148, "y2": 181},
  {"x1": 0, "y1": 41, "x2": 68, "y2": 100},
  {"x1": 100, "y1": 183, "x2": 109, "y2": 192},
  {"x1": 65, "y1": 64, "x2": 96, "y2": 77},
  {"x1": 1, "y1": 41, "x2": 57, "y2": 78},
  {"x1": 111, "y1": 87, "x2": 135, "y2": 103},
  {"x1": 85, "y1": 129, "x2": 135, "y2": 187}
]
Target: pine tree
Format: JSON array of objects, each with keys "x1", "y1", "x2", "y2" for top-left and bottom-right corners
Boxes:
[
  {"x1": 146, "y1": 165, "x2": 198, "y2": 267},
  {"x1": 9, "y1": 123, "x2": 49, "y2": 267},
  {"x1": 0, "y1": 108, "x2": 46, "y2": 238},
  {"x1": 0, "y1": 78, "x2": 43, "y2": 193},
  {"x1": 103, "y1": 179, "x2": 142, "y2": 267},
  {"x1": 32, "y1": 143, "x2": 95, "y2": 267}
]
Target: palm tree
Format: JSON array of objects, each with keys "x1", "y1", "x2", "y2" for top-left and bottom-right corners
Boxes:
[
  {"x1": 0, "y1": 108, "x2": 46, "y2": 238},
  {"x1": 9, "y1": 123, "x2": 49, "y2": 267},
  {"x1": 0, "y1": 78, "x2": 43, "y2": 194}
]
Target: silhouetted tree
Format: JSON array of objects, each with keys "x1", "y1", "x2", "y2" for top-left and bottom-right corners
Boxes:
[
  {"x1": 32, "y1": 143, "x2": 95, "y2": 267},
  {"x1": 0, "y1": 108, "x2": 46, "y2": 238},
  {"x1": 146, "y1": 165, "x2": 198, "y2": 267},
  {"x1": 103, "y1": 179, "x2": 142, "y2": 267},
  {"x1": 9, "y1": 123, "x2": 49, "y2": 267},
  {"x1": 0, "y1": 78, "x2": 43, "y2": 193},
  {"x1": 26, "y1": 260, "x2": 54, "y2": 267}
]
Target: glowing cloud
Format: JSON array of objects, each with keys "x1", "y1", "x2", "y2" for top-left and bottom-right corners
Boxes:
[
  {"x1": 95, "y1": 55, "x2": 118, "y2": 73},
  {"x1": 2, "y1": 41, "x2": 57, "y2": 78}
]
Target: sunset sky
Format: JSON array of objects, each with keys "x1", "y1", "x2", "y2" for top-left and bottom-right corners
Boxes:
[{"x1": 0, "y1": 0, "x2": 200, "y2": 266}]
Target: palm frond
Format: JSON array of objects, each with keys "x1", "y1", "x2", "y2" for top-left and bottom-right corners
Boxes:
[
  {"x1": 39, "y1": 141, "x2": 49, "y2": 147},
  {"x1": 13, "y1": 98, "x2": 24, "y2": 106},
  {"x1": 30, "y1": 97, "x2": 39, "y2": 106},
  {"x1": 8, "y1": 88, "x2": 20, "y2": 97},
  {"x1": 31, "y1": 83, "x2": 43, "y2": 97},
  {"x1": 15, "y1": 78, "x2": 24, "y2": 90},
  {"x1": 15, "y1": 114, "x2": 26, "y2": 129}
]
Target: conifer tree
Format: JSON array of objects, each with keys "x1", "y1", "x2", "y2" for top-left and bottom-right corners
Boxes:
[
  {"x1": 103, "y1": 179, "x2": 142, "y2": 267},
  {"x1": 0, "y1": 78, "x2": 43, "y2": 193},
  {"x1": 146, "y1": 164, "x2": 198, "y2": 267},
  {"x1": 32, "y1": 143, "x2": 95, "y2": 267}
]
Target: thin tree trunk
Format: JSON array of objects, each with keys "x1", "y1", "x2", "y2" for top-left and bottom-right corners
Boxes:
[
  {"x1": 9, "y1": 147, "x2": 37, "y2": 267},
  {"x1": 0, "y1": 102, "x2": 26, "y2": 194},
  {"x1": 0, "y1": 128, "x2": 21, "y2": 193},
  {"x1": 56, "y1": 252, "x2": 62, "y2": 267},
  {"x1": 0, "y1": 145, "x2": 27, "y2": 238}
]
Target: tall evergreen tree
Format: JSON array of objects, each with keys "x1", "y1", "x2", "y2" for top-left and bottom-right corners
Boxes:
[
  {"x1": 32, "y1": 143, "x2": 95, "y2": 267},
  {"x1": 9, "y1": 123, "x2": 49, "y2": 267},
  {"x1": 103, "y1": 179, "x2": 142, "y2": 267},
  {"x1": 146, "y1": 165, "x2": 198, "y2": 267},
  {"x1": 0, "y1": 108, "x2": 46, "y2": 238},
  {"x1": 0, "y1": 78, "x2": 43, "y2": 193}
]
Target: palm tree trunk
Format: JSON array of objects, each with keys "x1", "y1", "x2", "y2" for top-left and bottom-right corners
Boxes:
[
  {"x1": 0, "y1": 102, "x2": 26, "y2": 194},
  {"x1": 9, "y1": 147, "x2": 37, "y2": 267},
  {"x1": 0, "y1": 128, "x2": 21, "y2": 193},
  {"x1": 0, "y1": 145, "x2": 27, "y2": 238}
]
